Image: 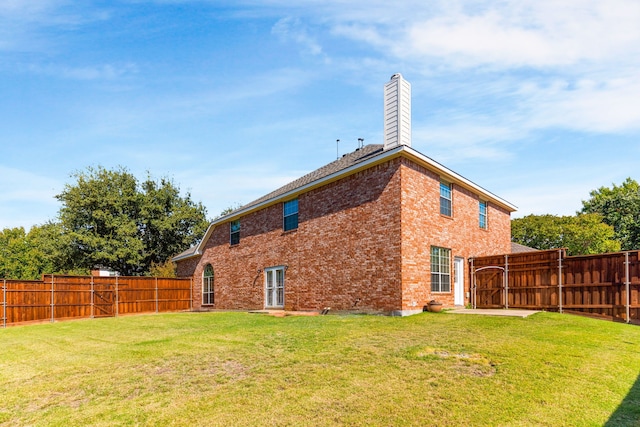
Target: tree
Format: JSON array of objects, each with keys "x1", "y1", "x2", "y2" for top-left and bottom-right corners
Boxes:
[
  {"x1": 0, "y1": 227, "x2": 34, "y2": 280},
  {"x1": 511, "y1": 214, "x2": 620, "y2": 256},
  {"x1": 216, "y1": 203, "x2": 243, "y2": 219},
  {"x1": 148, "y1": 259, "x2": 177, "y2": 277},
  {"x1": 581, "y1": 178, "x2": 640, "y2": 251},
  {"x1": 0, "y1": 223, "x2": 78, "y2": 280},
  {"x1": 56, "y1": 166, "x2": 209, "y2": 276}
]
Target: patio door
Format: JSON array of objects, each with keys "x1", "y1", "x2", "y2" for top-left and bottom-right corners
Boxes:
[
  {"x1": 265, "y1": 267, "x2": 285, "y2": 308},
  {"x1": 454, "y1": 257, "x2": 465, "y2": 306}
]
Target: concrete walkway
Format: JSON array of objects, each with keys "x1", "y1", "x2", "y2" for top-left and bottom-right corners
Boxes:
[{"x1": 447, "y1": 308, "x2": 540, "y2": 318}]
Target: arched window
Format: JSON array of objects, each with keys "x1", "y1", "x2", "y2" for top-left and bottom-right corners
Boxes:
[{"x1": 203, "y1": 264, "x2": 214, "y2": 305}]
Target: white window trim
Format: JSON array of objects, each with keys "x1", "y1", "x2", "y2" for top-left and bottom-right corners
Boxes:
[
  {"x1": 230, "y1": 219, "x2": 240, "y2": 245},
  {"x1": 440, "y1": 181, "x2": 452, "y2": 217},
  {"x1": 264, "y1": 266, "x2": 285, "y2": 308},
  {"x1": 431, "y1": 247, "x2": 451, "y2": 293},
  {"x1": 283, "y1": 199, "x2": 299, "y2": 231},
  {"x1": 202, "y1": 264, "x2": 214, "y2": 305},
  {"x1": 479, "y1": 200, "x2": 488, "y2": 229}
]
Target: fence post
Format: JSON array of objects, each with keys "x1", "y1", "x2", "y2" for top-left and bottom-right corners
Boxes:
[
  {"x1": 155, "y1": 277, "x2": 159, "y2": 313},
  {"x1": 50, "y1": 275, "x2": 55, "y2": 323},
  {"x1": 504, "y1": 255, "x2": 509, "y2": 309},
  {"x1": 115, "y1": 275, "x2": 119, "y2": 317},
  {"x1": 558, "y1": 250, "x2": 563, "y2": 314},
  {"x1": 469, "y1": 259, "x2": 476, "y2": 309},
  {"x1": 625, "y1": 251, "x2": 631, "y2": 324},
  {"x1": 2, "y1": 279, "x2": 6, "y2": 328},
  {"x1": 90, "y1": 275, "x2": 95, "y2": 319}
]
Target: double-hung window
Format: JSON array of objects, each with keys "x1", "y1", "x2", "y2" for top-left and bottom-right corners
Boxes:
[
  {"x1": 479, "y1": 201, "x2": 488, "y2": 229},
  {"x1": 431, "y1": 247, "x2": 451, "y2": 293},
  {"x1": 202, "y1": 264, "x2": 214, "y2": 305},
  {"x1": 230, "y1": 220, "x2": 240, "y2": 245},
  {"x1": 440, "y1": 181, "x2": 452, "y2": 217},
  {"x1": 283, "y1": 199, "x2": 299, "y2": 231}
]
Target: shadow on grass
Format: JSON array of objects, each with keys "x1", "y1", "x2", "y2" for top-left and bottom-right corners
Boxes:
[{"x1": 605, "y1": 373, "x2": 640, "y2": 426}]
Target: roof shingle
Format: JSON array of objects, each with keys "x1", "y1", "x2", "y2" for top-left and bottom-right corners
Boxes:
[{"x1": 239, "y1": 144, "x2": 384, "y2": 211}]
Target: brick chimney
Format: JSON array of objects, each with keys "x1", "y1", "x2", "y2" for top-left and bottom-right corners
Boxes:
[{"x1": 383, "y1": 73, "x2": 411, "y2": 150}]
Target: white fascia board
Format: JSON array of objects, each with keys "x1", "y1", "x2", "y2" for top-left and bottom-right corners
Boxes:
[
  {"x1": 172, "y1": 222, "x2": 216, "y2": 261},
  {"x1": 180, "y1": 144, "x2": 517, "y2": 261},
  {"x1": 174, "y1": 150, "x2": 403, "y2": 261},
  {"x1": 208, "y1": 145, "x2": 407, "y2": 226},
  {"x1": 401, "y1": 146, "x2": 518, "y2": 212}
]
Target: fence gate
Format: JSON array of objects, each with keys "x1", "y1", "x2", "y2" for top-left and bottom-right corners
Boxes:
[
  {"x1": 92, "y1": 282, "x2": 115, "y2": 318},
  {"x1": 473, "y1": 267, "x2": 506, "y2": 309}
]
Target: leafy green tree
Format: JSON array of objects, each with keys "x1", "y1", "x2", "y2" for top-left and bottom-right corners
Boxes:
[
  {"x1": 148, "y1": 259, "x2": 177, "y2": 278},
  {"x1": 512, "y1": 214, "x2": 620, "y2": 256},
  {"x1": 216, "y1": 203, "x2": 243, "y2": 219},
  {"x1": 581, "y1": 178, "x2": 640, "y2": 250},
  {"x1": 56, "y1": 166, "x2": 209, "y2": 276},
  {"x1": 139, "y1": 177, "x2": 209, "y2": 272},
  {"x1": 0, "y1": 223, "x2": 79, "y2": 280},
  {"x1": 0, "y1": 227, "x2": 34, "y2": 279}
]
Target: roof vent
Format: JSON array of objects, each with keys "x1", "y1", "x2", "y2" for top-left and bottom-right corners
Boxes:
[{"x1": 383, "y1": 73, "x2": 411, "y2": 150}]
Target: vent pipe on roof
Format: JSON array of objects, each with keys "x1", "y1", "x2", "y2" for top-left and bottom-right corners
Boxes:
[{"x1": 383, "y1": 73, "x2": 411, "y2": 150}]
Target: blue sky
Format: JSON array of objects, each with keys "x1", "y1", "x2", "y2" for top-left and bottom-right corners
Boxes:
[{"x1": 2, "y1": 0, "x2": 640, "y2": 230}]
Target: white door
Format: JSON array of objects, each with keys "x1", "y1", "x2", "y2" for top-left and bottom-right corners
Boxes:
[
  {"x1": 265, "y1": 267, "x2": 285, "y2": 308},
  {"x1": 454, "y1": 257, "x2": 465, "y2": 306}
]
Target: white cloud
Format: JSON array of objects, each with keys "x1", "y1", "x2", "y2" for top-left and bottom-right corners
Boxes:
[
  {"x1": 28, "y1": 62, "x2": 139, "y2": 81},
  {"x1": 304, "y1": 0, "x2": 640, "y2": 70},
  {"x1": 0, "y1": 1, "x2": 110, "y2": 52},
  {"x1": 272, "y1": 16, "x2": 325, "y2": 57},
  {"x1": 413, "y1": 123, "x2": 519, "y2": 163},
  {"x1": 521, "y1": 74, "x2": 640, "y2": 133},
  {"x1": 0, "y1": 166, "x2": 61, "y2": 229},
  {"x1": 394, "y1": 0, "x2": 640, "y2": 69},
  {"x1": 260, "y1": 0, "x2": 640, "y2": 137}
]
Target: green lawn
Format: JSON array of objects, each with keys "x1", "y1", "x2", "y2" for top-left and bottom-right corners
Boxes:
[{"x1": 1, "y1": 311, "x2": 639, "y2": 426}]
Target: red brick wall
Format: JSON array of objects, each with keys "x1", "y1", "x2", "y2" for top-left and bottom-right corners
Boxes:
[
  {"x1": 176, "y1": 256, "x2": 198, "y2": 278},
  {"x1": 400, "y1": 159, "x2": 511, "y2": 311},
  {"x1": 177, "y1": 154, "x2": 511, "y2": 315},
  {"x1": 188, "y1": 159, "x2": 404, "y2": 313}
]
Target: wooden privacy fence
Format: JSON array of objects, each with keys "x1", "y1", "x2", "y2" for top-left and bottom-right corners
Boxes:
[
  {"x1": 470, "y1": 249, "x2": 640, "y2": 324},
  {"x1": 1, "y1": 275, "x2": 192, "y2": 327}
]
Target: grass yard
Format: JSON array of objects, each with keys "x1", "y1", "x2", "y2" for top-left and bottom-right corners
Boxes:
[{"x1": 1, "y1": 311, "x2": 639, "y2": 426}]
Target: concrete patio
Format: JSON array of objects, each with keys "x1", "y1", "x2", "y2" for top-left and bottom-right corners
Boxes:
[{"x1": 446, "y1": 308, "x2": 540, "y2": 318}]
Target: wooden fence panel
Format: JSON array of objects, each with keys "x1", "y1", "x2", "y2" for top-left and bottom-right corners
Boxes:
[
  {"x1": 472, "y1": 250, "x2": 640, "y2": 324},
  {"x1": 1, "y1": 275, "x2": 192, "y2": 327}
]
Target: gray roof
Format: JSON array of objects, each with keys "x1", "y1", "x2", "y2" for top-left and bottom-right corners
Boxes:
[
  {"x1": 511, "y1": 242, "x2": 539, "y2": 253},
  {"x1": 240, "y1": 144, "x2": 384, "y2": 211},
  {"x1": 173, "y1": 143, "x2": 517, "y2": 262},
  {"x1": 173, "y1": 245, "x2": 198, "y2": 260}
]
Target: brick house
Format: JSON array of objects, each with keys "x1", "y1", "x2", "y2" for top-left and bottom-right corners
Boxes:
[{"x1": 174, "y1": 75, "x2": 517, "y2": 315}]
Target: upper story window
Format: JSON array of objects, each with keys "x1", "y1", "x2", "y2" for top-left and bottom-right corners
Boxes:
[
  {"x1": 230, "y1": 220, "x2": 240, "y2": 245},
  {"x1": 202, "y1": 264, "x2": 214, "y2": 305},
  {"x1": 431, "y1": 246, "x2": 451, "y2": 293},
  {"x1": 283, "y1": 199, "x2": 299, "y2": 231},
  {"x1": 479, "y1": 201, "x2": 488, "y2": 229},
  {"x1": 440, "y1": 181, "x2": 452, "y2": 217}
]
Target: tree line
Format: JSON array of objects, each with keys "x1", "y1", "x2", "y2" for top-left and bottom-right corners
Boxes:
[
  {"x1": 1, "y1": 166, "x2": 209, "y2": 280},
  {"x1": 512, "y1": 177, "x2": 640, "y2": 255}
]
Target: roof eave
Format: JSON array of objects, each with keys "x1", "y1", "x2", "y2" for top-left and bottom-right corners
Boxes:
[
  {"x1": 178, "y1": 144, "x2": 517, "y2": 262},
  {"x1": 209, "y1": 145, "x2": 407, "y2": 227},
  {"x1": 401, "y1": 146, "x2": 518, "y2": 213},
  {"x1": 212, "y1": 145, "x2": 517, "y2": 225}
]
